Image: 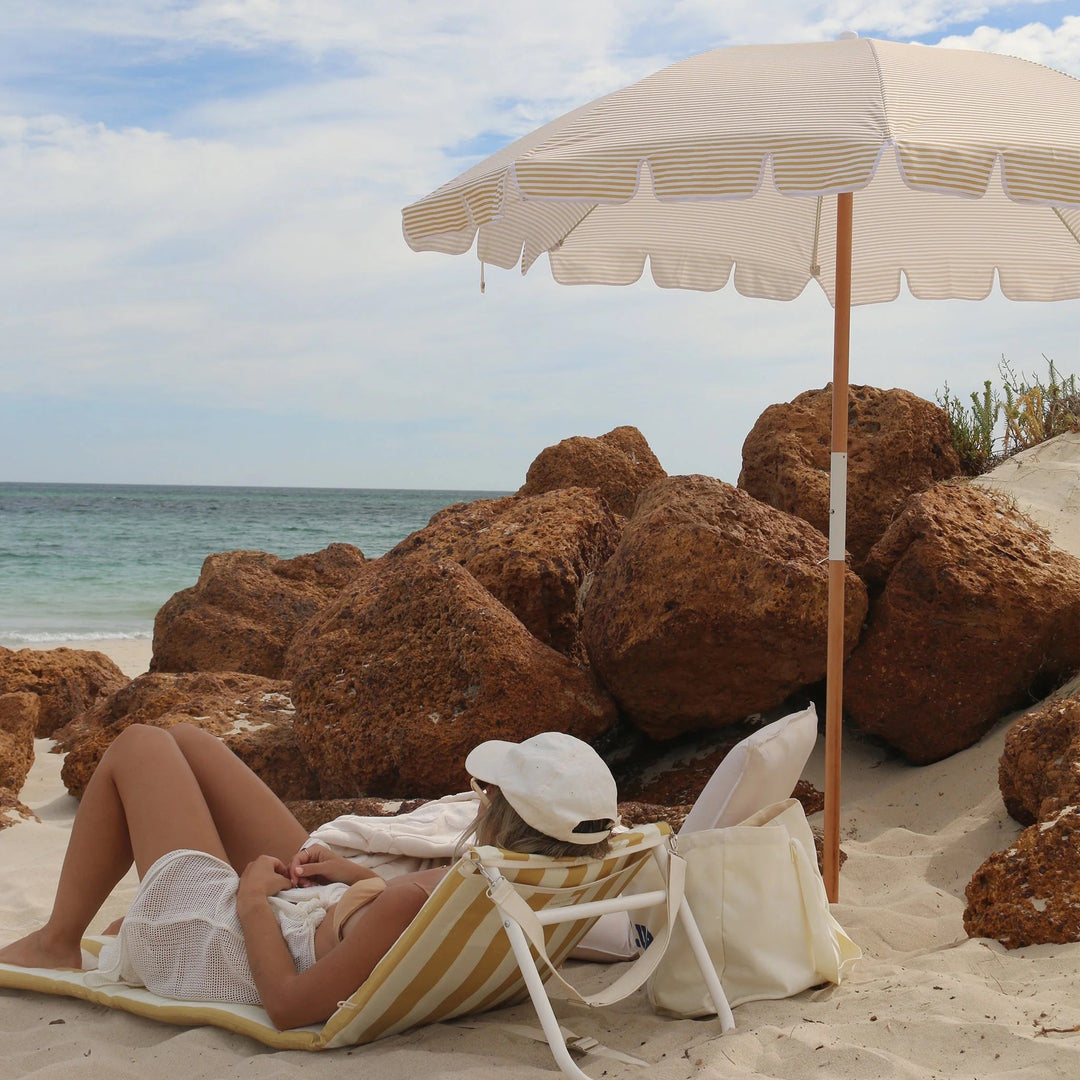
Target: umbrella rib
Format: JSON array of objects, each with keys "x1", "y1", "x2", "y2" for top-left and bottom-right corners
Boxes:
[
  {"x1": 810, "y1": 196, "x2": 824, "y2": 278},
  {"x1": 548, "y1": 205, "x2": 598, "y2": 254},
  {"x1": 1055, "y1": 208, "x2": 1080, "y2": 250},
  {"x1": 866, "y1": 38, "x2": 895, "y2": 144}
]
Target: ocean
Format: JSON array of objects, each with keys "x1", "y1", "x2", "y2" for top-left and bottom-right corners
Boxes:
[{"x1": 0, "y1": 483, "x2": 506, "y2": 645}]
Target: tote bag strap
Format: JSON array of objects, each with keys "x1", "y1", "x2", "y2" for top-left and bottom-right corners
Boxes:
[{"x1": 485, "y1": 849, "x2": 686, "y2": 1008}]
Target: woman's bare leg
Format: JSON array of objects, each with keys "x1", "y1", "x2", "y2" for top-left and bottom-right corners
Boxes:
[
  {"x1": 0, "y1": 724, "x2": 228, "y2": 969},
  {"x1": 166, "y1": 723, "x2": 309, "y2": 869}
]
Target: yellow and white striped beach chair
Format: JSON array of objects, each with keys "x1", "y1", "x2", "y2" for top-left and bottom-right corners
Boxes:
[{"x1": 0, "y1": 822, "x2": 733, "y2": 1080}]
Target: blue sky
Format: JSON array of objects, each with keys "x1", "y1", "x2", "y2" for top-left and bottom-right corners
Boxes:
[{"x1": 2, "y1": 1, "x2": 1078, "y2": 490}]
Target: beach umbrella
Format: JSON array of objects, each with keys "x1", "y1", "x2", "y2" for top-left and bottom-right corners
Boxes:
[{"x1": 401, "y1": 36, "x2": 1080, "y2": 900}]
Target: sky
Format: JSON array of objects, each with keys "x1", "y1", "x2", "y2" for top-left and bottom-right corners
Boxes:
[{"x1": 1, "y1": 1, "x2": 1078, "y2": 491}]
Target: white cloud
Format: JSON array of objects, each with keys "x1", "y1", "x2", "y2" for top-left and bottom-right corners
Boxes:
[
  {"x1": 938, "y1": 14, "x2": 1080, "y2": 73},
  {"x1": 1, "y1": 1, "x2": 1079, "y2": 488}
]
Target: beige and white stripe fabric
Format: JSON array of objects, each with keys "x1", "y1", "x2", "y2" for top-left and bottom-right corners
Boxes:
[
  {"x1": 0, "y1": 824, "x2": 671, "y2": 1052},
  {"x1": 401, "y1": 38, "x2": 1080, "y2": 306},
  {"x1": 319, "y1": 824, "x2": 667, "y2": 1047}
]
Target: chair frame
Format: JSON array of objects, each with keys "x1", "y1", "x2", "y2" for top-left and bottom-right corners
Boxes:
[{"x1": 474, "y1": 833, "x2": 734, "y2": 1080}]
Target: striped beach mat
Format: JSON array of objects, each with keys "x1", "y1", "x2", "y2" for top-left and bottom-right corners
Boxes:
[{"x1": 0, "y1": 824, "x2": 670, "y2": 1051}]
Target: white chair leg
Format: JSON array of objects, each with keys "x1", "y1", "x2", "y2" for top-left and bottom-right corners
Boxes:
[
  {"x1": 501, "y1": 917, "x2": 593, "y2": 1080},
  {"x1": 676, "y1": 897, "x2": 736, "y2": 1032}
]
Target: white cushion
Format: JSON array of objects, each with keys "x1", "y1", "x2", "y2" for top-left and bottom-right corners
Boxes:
[
  {"x1": 679, "y1": 704, "x2": 818, "y2": 834},
  {"x1": 570, "y1": 911, "x2": 639, "y2": 961}
]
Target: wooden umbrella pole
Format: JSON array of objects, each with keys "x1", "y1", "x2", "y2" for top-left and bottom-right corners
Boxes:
[{"x1": 824, "y1": 191, "x2": 853, "y2": 903}]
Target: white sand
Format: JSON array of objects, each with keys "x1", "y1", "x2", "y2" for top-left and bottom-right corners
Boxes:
[
  {"x1": 973, "y1": 430, "x2": 1080, "y2": 560},
  {"x1": 32, "y1": 636, "x2": 154, "y2": 680},
  {"x1": 4, "y1": 445, "x2": 1080, "y2": 1078}
]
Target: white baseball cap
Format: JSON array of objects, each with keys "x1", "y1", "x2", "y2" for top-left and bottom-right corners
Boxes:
[{"x1": 465, "y1": 732, "x2": 619, "y2": 845}]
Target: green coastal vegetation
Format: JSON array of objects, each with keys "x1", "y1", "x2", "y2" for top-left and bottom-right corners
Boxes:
[{"x1": 936, "y1": 356, "x2": 1080, "y2": 476}]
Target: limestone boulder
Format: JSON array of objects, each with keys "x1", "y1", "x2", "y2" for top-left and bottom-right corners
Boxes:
[
  {"x1": 151, "y1": 543, "x2": 367, "y2": 679},
  {"x1": 283, "y1": 556, "x2": 616, "y2": 798},
  {"x1": 0, "y1": 646, "x2": 128, "y2": 738},
  {"x1": 998, "y1": 696, "x2": 1080, "y2": 827},
  {"x1": 388, "y1": 488, "x2": 621, "y2": 662},
  {"x1": 581, "y1": 476, "x2": 868, "y2": 739},
  {"x1": 55, "y1": 671, "x2": 314, "y2": 801},
  {"x1": 845, "y1": 482, "x2": 1080, "y2": 763},
  {"x1": 518, "y1": 425, "x2": 666, "y2": 517},
  {"x1": 965, "y1": 805, "x2": 1080, "y2": 948},
  {"x1": 0, "y1": 789, "x2": 36, "y2": 830},
  {"x1": 0, "y1": 692, "x2": 40, "y2": 829},
  {"x1": 0, "y1": 692, "x2": 38, "y2": 794},
  {"x1": 285, "y1": 797, "x2": 430, "y2": 833},
  {"x1": 739, "y1": 385, "x2": 961, "y2": 571}
]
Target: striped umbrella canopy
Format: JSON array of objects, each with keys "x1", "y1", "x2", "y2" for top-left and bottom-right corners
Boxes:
[{"x1": 402, "y1": 36, "x2": 1080, "y2": 900}]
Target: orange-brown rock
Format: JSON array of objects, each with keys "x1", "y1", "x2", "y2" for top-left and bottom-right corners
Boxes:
[
  {"x1": 965, "y1": 805, "x2": 1080, "y2": 948},
  {"x1": 998, "y1": 695, "x2": 1080, "y2": 826},
  {"x1": 518, "y1": 425, "x2": 666, "y2": 517},
  {"x1": 0, "y1": 646, "x2": 128, "y2": 738},
  {"x1": 845, "y1": 482, "x2": 1080, "y2": 763},
  {"x1": 739, "y1": 385, "x2": 961, "y2": 572},
  {"x1": 283, "y1": 556, "x2": 617, "y2": 798},
  {"x1": 284, "y1": 797, "x2": 430, "y2": 833},
  {"x1": 0, "y1": 692, "x2": 37, "y2": 793},
  {"x1": 55, "y1": 671, "x2": 315, "y2": 801},
  {"x1": 388, "y1": 488, "x2": 621, "y2": 661},
  {"x1": 151, "y1": 543, "x2": 367, "y2": 678},
  {"x1": 0, "y1": 788, "x2": 35, "y2": 830},
  {"x1": 581, "y1": 476, "x2": 868, "y2": 739},
  {"x1": 0, "y1": 686, "x2": 38, "y2": 828}
]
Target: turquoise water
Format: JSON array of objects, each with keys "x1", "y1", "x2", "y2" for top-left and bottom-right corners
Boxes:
[{"x1": 0, "y1": 483, "x2": 505, "y2": 644}]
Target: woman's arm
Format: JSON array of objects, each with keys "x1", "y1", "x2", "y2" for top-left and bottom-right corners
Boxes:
[{"x1": 238, "y1": 859, "x2": 432, "y2": 1030}]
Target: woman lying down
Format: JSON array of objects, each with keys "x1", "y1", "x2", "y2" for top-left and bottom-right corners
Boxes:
[{"x1": 0, "y1": 724, "x2": 618, "y2": 1030}]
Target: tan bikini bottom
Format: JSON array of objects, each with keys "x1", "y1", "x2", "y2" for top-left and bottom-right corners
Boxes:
[{"x1": 332, "y1": 877, "x2": 388, "y2": 940}]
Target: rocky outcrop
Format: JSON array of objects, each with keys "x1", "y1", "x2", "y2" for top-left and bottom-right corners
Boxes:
[
  {"x1": 0, "y1": 646, "x2": 128, "y2": 738},
  {"x1": 0, "y1": 692, "x2": 37, "y2": 792},
  {"x1": 739, "y1": 386, "x2": 961, "y2": 571},
  {"x1": 284, "y1": 797, "x2": 431, "y2": 833},
  {"x1": 0, "y1": 692, "x2": 38, "y2": 828},
  {"x1": 518, "y1": 425, "x2": 666, "y2": 517},
  {"x1": 54, "y1": 671, "x2": 314, "y2": 801},
  {"x1": 964, "y1": 805, "x2": 1080, "y2": 948},
  {"x1": 284, "y1": 556, "x2": 616, "y2": 799},
  {"x1": 845, "y1": 482, "x2": 1080, "y2": 763},
  {"x1": 581, "y1": 476, "x2": 868, "y2": 739},
  {"x1": 151, "y1": 543, "x2": 367, "y2": 679},
  {"x1": 388, "y1": 488, "x2": 621, "y2": 661},
  {"x1": 998, "y1": 696, "x2": 1080, "y2": 826}
]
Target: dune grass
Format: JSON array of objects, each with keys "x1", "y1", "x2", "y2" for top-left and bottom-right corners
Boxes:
[{"x1": 936, "y1": 356, "x2": 1080, "y2": 476}]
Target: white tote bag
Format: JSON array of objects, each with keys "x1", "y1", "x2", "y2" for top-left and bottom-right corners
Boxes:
[{"x1": 647, "y1": 799, "x2": 861, "y2": 1016}]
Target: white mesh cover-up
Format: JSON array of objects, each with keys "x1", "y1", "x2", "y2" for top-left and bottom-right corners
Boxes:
[{"x1": 86, "y1": 849, "x2": 344, "y2": 1005}]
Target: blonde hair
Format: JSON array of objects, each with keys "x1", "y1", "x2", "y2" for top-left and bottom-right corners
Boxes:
[{"x1": 465, "y1": 786, "x2": 611, "y2": 859}]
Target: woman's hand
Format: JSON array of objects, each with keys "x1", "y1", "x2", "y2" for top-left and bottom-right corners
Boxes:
[
  {"x1": 289, "y1": 844, "x2": 377, "y2": 887},
  {"x1": 239, "y1": 854, "x2": 292, "y2": 902}
]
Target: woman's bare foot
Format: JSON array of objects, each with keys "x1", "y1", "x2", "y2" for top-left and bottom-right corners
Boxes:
[{"x1": 0, "y1": 928, "x2": 83, "y2": 970}]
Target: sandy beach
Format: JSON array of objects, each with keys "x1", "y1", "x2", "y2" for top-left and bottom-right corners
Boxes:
[
  {"x1": 33, "y1": 637, "x2": 155, "y2": 680},
  {"x1": 5, "y1": 453, "x2": 1080, "y2": 1078}
]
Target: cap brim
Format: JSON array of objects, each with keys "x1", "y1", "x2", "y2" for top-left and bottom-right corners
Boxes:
[{"x1": 464, "y1": 740, "x2": 516, "y2": 785}]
